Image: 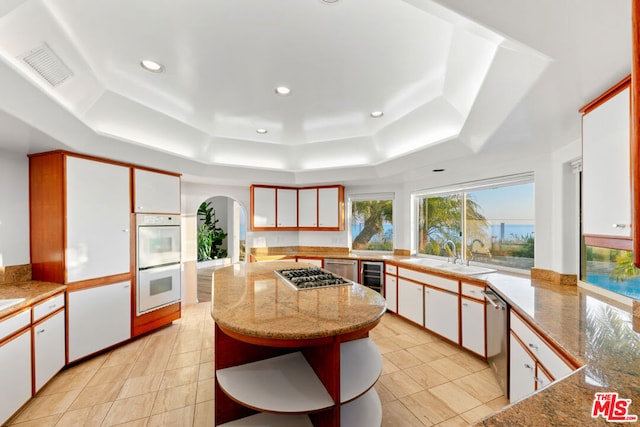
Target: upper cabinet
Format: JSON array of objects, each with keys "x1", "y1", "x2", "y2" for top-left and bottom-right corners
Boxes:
[
  {"x1": 581, "y1": 77, "x2": 632, "y2": 249},
  {"x1": 133, "y1": 169, "x2": 181, "y2": 214},
  {"x1": 251, "y1": 185, "x2": 344, "y2": 231}
]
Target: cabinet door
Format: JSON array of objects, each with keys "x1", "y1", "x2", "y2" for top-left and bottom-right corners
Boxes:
[
  {"x1": 34, "y1": 310, "x2": 66, "y2": 392},
  {"x1": 252, "y1": 187, "x2": 276, "y2": 228},
  {"x1": 461, "y1": 298, "x2": 485, "y2": 356},
  {"x1": 509, "y1": 333, "x2": 536, "y2": 403},
  {"x1": 582, "y1": 87, "x2": 631, "y2": 237},
  {"x1": 134, "y1": 169, "x2": 181, "y2": 214},
  {"x1": 0, "y1": 330, "x2": 31, "y2": 425},
  {"x1": 318, "y1": 187, "x2": 340, "y2": 228},
  {"x1": 385, "y1": 274, "x2": 397, "y2": 313},
  {"x1": 68, "y1": 281, "x2": 131, "y2": 362},
  {"x1": 424, "y1": 287, "x2": 459, "y2": 343},
  {"x1": 397, "y1": 279, "x2": 423, "y2": 326},
  {"x1": 276, "y1": 188, "x2": 297, "y2": 228},
  {"x1": 66, "y1": 156, "x2": 131, "y2": 282},
  {"x1": 298, "y1": 188, "x2": 318, "y2": 227}
]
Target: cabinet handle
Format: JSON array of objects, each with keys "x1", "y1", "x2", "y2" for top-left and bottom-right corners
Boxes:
[
  {"x1": 462, "y1": 302, "x2": 468, "y2": 307},
  {"x1": 528, "y1": 343, "x2": 539, "y2": 350},
  {"x1": 612, "y1": 224, "x2": 627, "y2": 229},
  {"x1": 124, "y1": 285, "x2": 130, "y2": 289},
  {"x1": 535, "y1": 377, "x2": 544, "y2": 385},
  {"x1": 122, "y1": 229, "x2": 129, "y2": 232},
  {"x1": 37, "y1": 328, "x2": 45, "y2": 334},
  {"x1": 49, "y1": 304, "x2": 56, "y2": 310},
  {"x1": 524, "y1": 363, "x2": 534, "y2": 370}
]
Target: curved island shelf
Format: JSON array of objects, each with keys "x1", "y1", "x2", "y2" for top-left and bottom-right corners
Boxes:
[{"x1": 211, "y1": 262, "x2": 386, "y2": 427}]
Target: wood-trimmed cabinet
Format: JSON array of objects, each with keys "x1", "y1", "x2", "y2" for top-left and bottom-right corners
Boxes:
[
  {"x1": 133, "y1": 168, "x2": 181, "y2": 214},
  {"x1": 581, "y1": 76, "x2": 632, "y2": 250},
  {"x1": 0, "y1": 309, "x2": 32, "y2": 425},
  {"x1": 384, "y1": 264, "x2": 398, "y2": 313},
  {"x1": 250, "y1": 185, "x2": 345, "y2": 231}
]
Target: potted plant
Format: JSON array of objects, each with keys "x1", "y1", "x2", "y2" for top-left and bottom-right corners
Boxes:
[{"x1": 197, "y1": 201, "x2": 228, "y2": 261}]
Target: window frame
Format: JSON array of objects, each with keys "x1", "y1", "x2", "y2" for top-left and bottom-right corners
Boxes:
[
  {"x1": 348, "y1": 192, "x2": 395, "y2": 253},
  {"x1": 411, "y1": 173, "x2": 535, "y2": 273}
]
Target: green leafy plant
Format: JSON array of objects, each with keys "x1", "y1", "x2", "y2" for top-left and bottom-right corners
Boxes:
[{"x1": 197, "y1": 201, "x2": 228, "y2": 261}]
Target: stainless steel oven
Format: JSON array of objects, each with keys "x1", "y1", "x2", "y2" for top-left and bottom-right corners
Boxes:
[{"x1": 136, "y1": 214, "x2": 181, "y2": 315}]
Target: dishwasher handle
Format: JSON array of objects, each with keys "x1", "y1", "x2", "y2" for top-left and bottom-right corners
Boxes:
[
  {"x1": 325, "y1": 259, "x2": 357, "y2": 265},
  {"x1": 482, "y1": 290, "x2": 505, "y2": 310}
]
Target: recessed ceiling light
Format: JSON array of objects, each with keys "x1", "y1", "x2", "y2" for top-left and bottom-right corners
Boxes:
[
  {"x1": 432, "y1": 168, "x2": 445, "y2": 173},
  {"x1": 256, "y1": 128, "x2": 268, "y2": 134},
  {"x1": 370, "y1": 111, "x2": 384, "y2": 118},
  {"x1": 275, "y1": 86, "x2": 291, "y2": 96},
  {"x1": 140, "y1": 59, "x2": 164, "y2": 73}
]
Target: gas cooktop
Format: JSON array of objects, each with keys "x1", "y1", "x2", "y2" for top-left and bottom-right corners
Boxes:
[{"x1": 274, "y1": 267, "x2": 353, "y2": 290}]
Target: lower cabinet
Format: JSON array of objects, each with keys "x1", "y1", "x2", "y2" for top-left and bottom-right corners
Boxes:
[
  {"x1": 424, "y1": 287, "x2": 458, "y2": 343},
  {"x1": 385, "y1": 274, "x2": 397, "y2": 312},
  {"x1": 0, "y1": 320, "x2": 31, "y2": 425},
  {"x1": 397, "y1": 279, "x2": 423, "y2": 326},
  {"x1": 509, "y1": 332, "x2": 536, "y2": 402},
  {"x1": 461, "y1": 297, "x2": 485, "y2": 356},
  {"x1": 68, "y1": 281, "x2": 131, "y2": 362},
  {"x1": 34, "y1": 310, "x2": 66, "y2": 393}
]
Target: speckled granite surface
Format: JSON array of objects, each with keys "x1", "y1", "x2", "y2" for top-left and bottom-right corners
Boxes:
[
  {"x1": 211, "y1": 262, "x2": 386, "y2": 341},
  {"x1": 0, "y1": 280, "x2": 66, "y2": 318}
]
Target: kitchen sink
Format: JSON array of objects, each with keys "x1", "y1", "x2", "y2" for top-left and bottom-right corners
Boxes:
[
  {"x1": 403, "y1": 258, "x2": 496, "y2": 276},
  {"x1": 0, "y1": 298, "x2": 26, "y2": 311}
]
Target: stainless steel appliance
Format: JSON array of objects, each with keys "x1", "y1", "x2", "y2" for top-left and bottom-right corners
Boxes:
[
  {"x1": 323, "y1": 258, "x2": 358, "y2": 282},
  {"x1": 136, "y1": 214, "x2": 181, "y2": 315},
  {"x1": 274, "y1": 267, "x2": 353, "y2": 290},
  {"x1": 360, "y1": 261, "x2": 384, "y2": 294},
  {"x1": 483, "y1": 288, "x2": 509, "y2": 398}
]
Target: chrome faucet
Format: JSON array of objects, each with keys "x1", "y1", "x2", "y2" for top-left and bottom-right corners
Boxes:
[{"x1": 444, "y1": 240, "x2": 458, "y2": 264}]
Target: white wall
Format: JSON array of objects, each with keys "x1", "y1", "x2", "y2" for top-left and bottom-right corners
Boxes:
[{"x1": 0, "y1": 149, "x2": 30, "y2": 266}]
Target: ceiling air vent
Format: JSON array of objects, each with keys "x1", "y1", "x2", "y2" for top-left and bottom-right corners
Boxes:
[{"x1": 20, "y1": 43, "x2": 73, "y2": 87}]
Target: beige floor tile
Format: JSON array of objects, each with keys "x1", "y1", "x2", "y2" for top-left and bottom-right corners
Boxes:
[
  {"x1": 434, "y1": 416, "x2": 470, "y2": 427},
  {"x1": 407, "y1": 343, "x2": 447, "y2": 363},
  {"x1": 166, "y1": 350, "x2": 201, "y2": 370},
  {"x1": 68, "y1": 380, "x2": 124, "y2": 411},
  {"x1": 54, "y1": 402, "x2": 111, "y2": 427},
  {"x1": 452, "y1": 368, "x2": 504, "y2": 403},
  {"x1": 428, "y1": 357, "x2": 474, "y2": 381},
  {"x1": 9, "y1": 415, "x2": 62, "y2": 427},
  {"x1": 460, "y1": 403, "x2": 495, "y2": 424},
  {"x1": 118, "y1": 373, "x2": 163, "y2": 400},
  {"x1": 385, "y1": 349, "x2": 423, "y2": 370},
  {"x1": 401, "y1": 389, "x2": 457, "y2": 425},
  {"x1": 381, "y1": 354, "x2": 400, "y2": 375},
  {"x1": 66, "y1": 354, "x2": 108, "y2": 374},
  {"x1": 172, "y1": 331, "x2": 204, "y2": 355},
  {"x1": 85, "y1": 363, "x2": 133, "y2": 388},
  {"x1": 428, "y1": 382, "x2": 483, "y2": 414},
  {"x1": 151, "y1": 382, "x2": 197, "y2": 415},
  {"x1": 486, "y1": 395, "x2": 510, "y2": 411},
  {"x1": 447, "y1": 352, "x2": 489, "y2": 374},
  {"x1": 102, "y1": 350, "x2": 140, "y2": 369},
  {"x1": 199, "y1": 347, "x2": 214, "y2": 364},
  {"x1": 388, "y1": 333, "x2": 425, "y2": 349},
  {"x1": 193, "y1": 400, "x2": 214, "y2": 427},
  {"x1": 110, "y1": 419, "x2": 148, "y2": 427},
  {"x1": 160, "y1": 365, "x2": 199, "y2": 389},
  {"x1": 379, "y1": 371, "x2": 424, "y2": 399},
  {"x1": 381, "y1": 400, "x2": 425, "y2": 427},
  {"x1": 129, "y1": 352, "x2": 171, "y2": 378},
  {"x1": 404, "y1": 363, "x2": 449, "y2": 389},
  {"x1": 196, "y1": 379, "x2": 214, "y2": 404},
  {"x1": 148, "y1": 405, "x2": 195, "y2": 426},
  {"x1": 198, "y1": 362, "x2": 214, "y2": 381},
  {"x1": 11, "y1": 389, "x2": 82, "y2": 423},
  {"x1": 428, "y1": 340, "x2": 462, "y2": 357},
  {"x1": 101, "y1": 392, "x2": 156, "y2": 426},
  {"x1": 373, "y1": 382, "x2": 397, "y2": 405},
  {"x1": 373, "y1": 337, "x2": 403, "y2": 354},
  {"x1": 36, "y1": 369, "x2": 95, "y2": 397}
]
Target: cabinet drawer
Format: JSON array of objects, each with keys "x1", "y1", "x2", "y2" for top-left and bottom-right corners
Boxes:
[
  {"x1": 461, "y1": 282, "x2": 484, "y2": 300},
  {"x1": 33, "y1": 293, "x2": 65, "y2": 322},
  {"x1": 510, "y1": 312, "x2": 573, "y2": 380},
  {"x1": 385, "y1": 264, "x2": 397, "y2": 275},
  {"x1": 398, "y1": 268, "x2": 458, "y2": 293},
  {"x1": 0, "y1": 310, "x2": 31, "y2": 342}
]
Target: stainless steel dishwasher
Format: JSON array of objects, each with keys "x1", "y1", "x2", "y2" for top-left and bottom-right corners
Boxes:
[
  {"x1": 482, "y1": 288, "x2": 509, "y2": 399},
  {"x1": 323, "y1": 258, "x2": 358, "y2": 282}
]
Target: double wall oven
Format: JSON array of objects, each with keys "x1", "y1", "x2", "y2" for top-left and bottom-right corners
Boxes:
[{"x1": 136, "y1": 214, "x2": 181, "y2": 315}]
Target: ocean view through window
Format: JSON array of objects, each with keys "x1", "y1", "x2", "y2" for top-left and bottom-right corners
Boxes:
[{"x1": 414, "y1": 175, "x2": 535, "y2": 271}]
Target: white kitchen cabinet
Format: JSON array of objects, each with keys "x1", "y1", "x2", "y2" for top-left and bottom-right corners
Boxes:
[
  {"x1": 385, "y1": 274, "x2": 397, "y2": 313},
  {"x1": 298, "y1": 188, "x2": 318, "y2": 227},
  {"x1": 461, "y1": 297, "x2": 485, "y2": 356},
  {"x1": 276, "y1": 188, "x2": 297, "y2": 227},
  {"x1": 397, "y1": 279, "x2": 423, "y2": 326},
  {"x1": 251, "y1": 186, "x2": 276, "y2": 229},
  {"x1": 0, "y1": 310, "x2": 31, "y2": 426},
  {"x1": 66, "y1": 156, "x2": 131, "y2": 283},
  {"x1": 424, "y1": 287, "x2": 458, "y2": 343},
  {"x1": 509, "y1": 332, "x2": 536, "y2": 403},
  {"x1": 318, "y1": 187, "x2": 341, "y2": 229},
  {"x1": 68, "y1": 281, "x2": 131, "y2": 362},
  {"x1": 582, "y1": 85, "x2": 631, "y2": 240},
  {"x1": 33, "y1": 310, "x2": 66, "y2": 392},
  {"x1": 134, "y1": 169, "x2": 181, "y2": 214}
]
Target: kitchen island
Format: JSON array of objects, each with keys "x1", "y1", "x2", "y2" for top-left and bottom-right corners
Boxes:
[{"x1": 211, "y1": 262, "x2": 387, "y2": 427}]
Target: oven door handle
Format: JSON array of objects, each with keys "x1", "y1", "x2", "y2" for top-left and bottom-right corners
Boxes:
[
  {"x1": 481, "y1": 290, "x2": 504, "y2": 310},
  {"x1": 139, "y1": 263, "x2": 181, "y2": 272}
]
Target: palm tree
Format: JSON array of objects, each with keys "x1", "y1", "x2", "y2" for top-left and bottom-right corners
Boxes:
[
  {"x1": 610, "y1": 251, "x2": 639, "y2": 282},
  {"x1": 352, "y1": 200, "x2": 393, "y2": 250}
]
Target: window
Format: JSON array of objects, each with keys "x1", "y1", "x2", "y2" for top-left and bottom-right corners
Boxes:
[
  {"x1": 414, "y1": 175, "x2": 535, "y2": 270},
  {"x1": 350, "y1": 193, "x2": 394, "y2": 251},
  {"x1": 582, "y1": 246, "x2": 640, "y2": 300}
]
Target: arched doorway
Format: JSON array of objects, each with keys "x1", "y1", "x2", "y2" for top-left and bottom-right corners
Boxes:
[{"x1": 196, "y1": 195, "x2": 246, "y2": 302}]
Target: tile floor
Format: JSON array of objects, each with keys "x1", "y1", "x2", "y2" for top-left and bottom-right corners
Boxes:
[{"x1": 8, "y1": 303, "x2": 508, "y2": 426}]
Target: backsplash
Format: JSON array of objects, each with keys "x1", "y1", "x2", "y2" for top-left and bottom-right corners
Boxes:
[{"x1": 0, "y1": 264, "x2": 32, "y2": 284}]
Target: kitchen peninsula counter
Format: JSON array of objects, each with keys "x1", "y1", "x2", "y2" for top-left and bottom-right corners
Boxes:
[{"x1": 0, "y1": 280, "x2": 66, "y2": 318}]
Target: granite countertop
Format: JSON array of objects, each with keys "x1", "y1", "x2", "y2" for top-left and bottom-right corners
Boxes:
[
  {"x1": 210, "y1": 262, "x2": 387, "y2": 341},
  {"x1": 0, "y1": 280, "x2": 67, "y2": 318}
]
